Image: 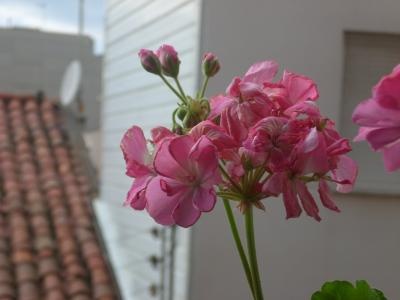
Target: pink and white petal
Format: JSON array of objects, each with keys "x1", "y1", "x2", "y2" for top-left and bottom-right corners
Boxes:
[
  {"x1": 331, "y1": 155, "x2": 358, "y2": 193},
  {"x1": 192, "y1": 187, "x2": 217, "y2": 212},
  {"x1": 151, "y1": 126, "x2": 175, "y2": 145},
  {"x1": 153, "y1": 138, "x2": 188, "y2": 179},
  {"x1": 365, "y1": 127, "x2": 400, "y2": 151},
  {"x1": 190, "y1": 121, "x2": 237, "y2": 150},
  {"x1": 262, "y1": 172, "x2": 284, "y2": 196},
  {"x1": 189, "y1": 137, "x2": 221, "y2": 183},
  {"x1": 281, "y1": 71, "x2": 319, "y2": 103},
  {"x1": 125, "y1": 159, "x2": 152, "y2": 178},
  {"x1": 382, "y1": 140, "x2": 400, "y2": 172},
  {"x1": 145, "y1": 177, "x2": 181, "y2": 226},
  {"x1": 284, "y1": 101, "x2": 321, "y2": 118},
  {"x1": 353, "y1": 127, "x2": 374, "y2": 142},
  {"x1": 209, "y1": 94, "x2": 235, "y2": 120},
  {"x1": 172, "y1": 195, "x2": 201, "y2": 228},
  {"x1": 318, "y1": 180, "x2": 340, "y2": 212},
  {"x1": 242, "y1": 60, "x2": 279, "y2": 85},
  {"x1": 352, "y1": 98, "x2": 400, "y2": 127},
  {"x1": 159, "y1": 177, "x2": 187, "y2": 197},
  {"x1": 296, "y1": 181, "x2": 321, "y2": 221},
  {"x1": 282, "y1": 180, "x2": 302, "y2": 219},
  {"x1": 169, "y1": 135, "x2": 194, "y2": 171},
  {"x1": 221, "y1": 106, "x2": 248, "y2": 142},
  {"x1": 226, "y1": 77, "x2": 242, "y2": 97},
  {"x1": 302, "y1": 127, "x2": 319, "y2": 153},
  {"x1": 327, "y1": 138, "x2": 351, "y2": 156},
  {"x1": 125, "y1": 176, "x2": 151, "y2": 210},
  {"x1": 121, "y1": 126, "x2": 148, "y2": 165},
  {"x1": 374, "y1": 65, "x2": 400, "y2": 110}
]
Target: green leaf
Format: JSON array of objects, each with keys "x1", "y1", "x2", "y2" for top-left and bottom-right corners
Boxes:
[{"x1": 311, "y1": 280, "x2": 387, "y2": 300}]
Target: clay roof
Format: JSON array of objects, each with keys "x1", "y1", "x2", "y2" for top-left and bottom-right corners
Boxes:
[{"x1": 0, "y1": 95, "x2": 119, "y2": 300}]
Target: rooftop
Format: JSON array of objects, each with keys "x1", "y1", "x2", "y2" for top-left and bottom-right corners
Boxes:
[{"x1": 0, "y1": 94, "x2": 119, "y2": 300}]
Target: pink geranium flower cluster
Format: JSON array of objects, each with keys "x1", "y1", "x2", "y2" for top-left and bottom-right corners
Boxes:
[
  {"x1": 353, "y1": 64, "x2": 400, "y2": 172},
  {"x1": 121, "y1": 45, "x2": 357, "y2": 227}
]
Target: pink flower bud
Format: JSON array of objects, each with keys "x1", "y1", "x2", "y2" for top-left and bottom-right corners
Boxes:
[
  {"x1": 138, "y1": 49, "x2": 161, "y2": 75},
  {"x1": 156, "y1": 44, "x2": 180, "y2": 78},
  {"x1": 202, "y1": 52, "x2": 220, "y2": 77}
]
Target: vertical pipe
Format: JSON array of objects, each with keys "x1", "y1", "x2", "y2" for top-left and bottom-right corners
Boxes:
[{"x1": 78, "y1": 0, "x2": 84, "y2": 34}]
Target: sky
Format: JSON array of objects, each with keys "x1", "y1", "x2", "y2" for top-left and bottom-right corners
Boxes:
[{"x1": 0, "y1": 0, "x2": 105, "y2": 54}]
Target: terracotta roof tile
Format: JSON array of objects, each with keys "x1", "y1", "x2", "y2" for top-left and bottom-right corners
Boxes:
[{"x1": 0, "y1": 95, "x2": 119, "y2": 299}]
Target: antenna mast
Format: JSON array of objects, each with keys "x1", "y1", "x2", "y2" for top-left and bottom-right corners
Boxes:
[{"x1": 78, "y1": 0, "x2": 84, "y2": 34}]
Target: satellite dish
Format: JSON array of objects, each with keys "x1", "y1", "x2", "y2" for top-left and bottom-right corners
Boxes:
[{"x1": 60, "y1": 60, "x2": 82, "y2": 106}]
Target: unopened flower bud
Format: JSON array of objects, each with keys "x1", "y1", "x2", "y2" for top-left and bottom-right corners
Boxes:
[
  {"x1": 202, "y1": 52, "x2": 220, "y2": 77},
  {"x1": 156, "y1": 44, "x2": 180, "y2": 78},
  {"x1": 138, "y1": 49, "x2": 161, "y2": 75}
]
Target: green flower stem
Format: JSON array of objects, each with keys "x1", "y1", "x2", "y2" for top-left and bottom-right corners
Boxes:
[
  {"x1": 199, "y1": 76, "x2": 210, "y2": 98},
  {"x1": 222, "y1": 198, "x2": 255, "y2": 299},
  {"x1": 174, "y1": 78, "x2": 187, "y2": 102},
  {"x1": 245, "y1": 206, "x2": 264, "y2": 300},
  {"x1": 159, "y1": 74, "x2": 186, "y2": 103}
]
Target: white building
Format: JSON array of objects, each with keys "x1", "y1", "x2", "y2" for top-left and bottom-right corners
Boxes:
[
  {"x1": 99, "y1": 1, "x2": 400, "y2": 299},
  {"x1": 0, "y1": 27, "x2": 102, "y2": 132}
]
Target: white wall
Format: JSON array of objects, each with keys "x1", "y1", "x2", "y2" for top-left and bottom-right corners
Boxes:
[
  {"x1": 100, "y1": 0, "x2": 202, "y2": 299},
  {"x1": 0, "y1": 28, "x2": 102, "y2": 131},
  {"x1": 189, "y1": 1, "x2": 400, "y2": 299}
]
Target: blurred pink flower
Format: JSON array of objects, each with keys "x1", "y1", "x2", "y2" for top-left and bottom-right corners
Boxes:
[
  {"x1": 146, "y1": 135, "x2": 221, "y2": 227},
  {"x1": 353, "y1": 64, "x2": 400, "y2": 171}
]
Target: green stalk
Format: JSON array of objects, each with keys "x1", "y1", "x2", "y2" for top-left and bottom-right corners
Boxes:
[
  {"x1": 174, "y1": 78, "x2": 187, "y2": 102},
  {"x1": 199, "y1": 76, "x2": 210, "y2": 98},
  {"x1": 159, "y1": 74, "x2": 186, "y2": 103},
  {"x1": 222, "y1": 198, "x2": 255, "y2": 299},
  {"x1": 245, "y1": 206, "x2": 264, "y2": 300}
]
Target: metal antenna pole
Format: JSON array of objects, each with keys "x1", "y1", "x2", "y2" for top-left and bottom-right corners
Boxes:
[{"x1": 78, "y1": 0, "x2": 84, "y2": 34}]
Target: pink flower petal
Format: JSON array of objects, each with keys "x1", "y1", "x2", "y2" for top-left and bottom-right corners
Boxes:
[
  {"x1": 382, "y1": 140, "x2": 400, "y2": 172},
  {"x1": 121, "y1": 126, "x2": 151, "y2": 177},
  {"x1": 352, "y1": 98, "x2": 400, "y2": 127},
  {"x1": 190, "y1": 120, "x2": 237, "y2": 150},
  {"x1": 282, "y1": 180, "x2": 302, "y2": 219},
  {"x1": 220, "y1": 106, "x2": 248, "y2": 142},
  {"x1": 262, "y1": 172, "x2": 284, "y2": 196},
  {"x1": 373, "y1": 64, "x2": 400, "y2": 110},
  {"x1": 296, "y1": 181, "x2": 321, "y2": 221},
  {"x1": 209, "y1": 94, "x2": 235, "y2": 120},
  {"x1": 125, "y1": 176, "x2": 151, "y2": 210},
  {"x1": 151, "y1": 126, "x2": 174, "y2": 145},
  {"x1": 172, "y1": 194, "x2": 201, "y2": 228},
  {"x1": 331, "y1": 155, "x2": 358, "y2": 193},
  {"x1": 353, "y1": 127, "x2": 374, "y2": 142},
  {"x1": 169, "y1": 135, "x2": 194, "y2": 171},
  {"x1": 365, "y1": 127, "x2": 400, "y2": 151},
  {"x1": 226, "y1": 77, "x2": 242, "y2": 97},
  {"x1": 281, "y1": 71, "x2": 319, "y2": 104},
  {"x1": 192, "y1": 188, "x2": 217, "y2": 212},
  {"x1": 153, "y1": 138, "x2": 188, "y2": 179},
  {"x1": 242, "y1": 60, "x2": 279, "y2": 85},
  {"x1": 318, "y1": 180, "x2": 340, "y2": 212},
  {"x1": 145, "y1": 176, "x2": 181, "y2": 226},
  {"x1": 189, "y1": 136, "x2": 220, "y2": 182}
]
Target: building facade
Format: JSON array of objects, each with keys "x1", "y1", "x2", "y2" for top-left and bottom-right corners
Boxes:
[{"x1": 0, "y1": 27, "x2": 102, "y2": 132}]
